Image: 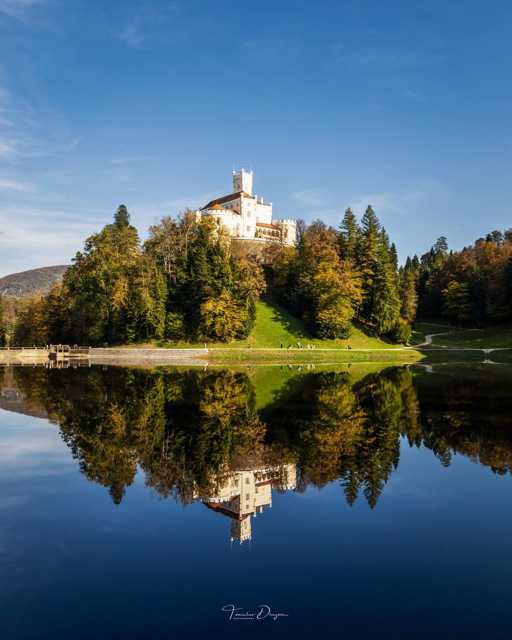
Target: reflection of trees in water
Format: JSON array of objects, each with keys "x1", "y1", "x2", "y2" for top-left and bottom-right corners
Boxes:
[
  {"x1": 13, "y1": 367, "x2": 268, "y2": 504},
  {"x1": 139, "y1": 370, "x2": 267, "y2": 504},
  {"x1": 262, "y1": 369, "x2": 413, "y2": 507},
  {"x1": 10, "y1": 365, "x2": 512, "y2": 508},
  {"x1": 411, "y1": 369, "x2": 512, "y2": 475}
]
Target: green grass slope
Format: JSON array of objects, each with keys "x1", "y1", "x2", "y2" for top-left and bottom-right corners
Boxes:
[
  {"x1": 214, "y1": 299, "x2": 406, "y2": 350},
  {"x1": 232, "y1": 298, "x2": 310, "y2": 348},
  {"x1": 159, "y1": 299, "x2": 408, "y2": 351},
  {"x1": 206, "y1": 299, "x2": 424, "y2": 363},
  {"x1": 430, "y1": 325, "x2": 512, "y2": 348}
]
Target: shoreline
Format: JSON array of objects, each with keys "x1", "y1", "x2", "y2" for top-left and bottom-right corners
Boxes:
[{"x1": 1, "y1": 345, "x2": 511, "y2": 367}]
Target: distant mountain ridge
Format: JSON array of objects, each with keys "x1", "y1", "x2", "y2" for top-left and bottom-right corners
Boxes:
[{"x1": 0, "y1": 265, "x2": 69, "y2": 298}]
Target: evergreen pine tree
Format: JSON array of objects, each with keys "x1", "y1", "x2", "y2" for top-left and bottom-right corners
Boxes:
[
  {"x1": 371, "y1": 244, "x2": 401, "y2": 334},
  {"x1": 400, "y1": 264, "x2": 418, "y2": 322},
  {"x1": 114, "y1": 204, "x2": 130, "y2": 227},
  {"x1": 339, "y1": 207, "x2": 360, "y2": 260},
  {"x1": 390, "y1": 242, "x2": 398, "y2": 271},
  {"x1": 359, "y1": 205, "x2": 381, "y2": 322}
]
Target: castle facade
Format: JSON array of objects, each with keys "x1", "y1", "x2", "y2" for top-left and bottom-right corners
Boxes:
[
  {"x1": 198, "y1": 463, "x2": 297, "y2": 543},
  {"x1": 197, "y1": 169, "x2": 296, "y2": 246}
]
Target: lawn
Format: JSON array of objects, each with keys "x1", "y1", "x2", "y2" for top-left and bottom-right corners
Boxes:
[
  {"x1": 108, "y1": 303, "x2": 510, "y2": 364},
  {"x1": 208, "y1": 349, "x2": 422, "y2": 364},
  {"x1": 429, "y1": 325, "x2": 512, "y2": 348},
  {"x1": 109, "y1": 299, "x2": 425, "y2": 364},
  {"x1": 160, "y1": 299, "x2": 408, "y2": 350},
  {"x1": 410, "y1": 322, "x2": 452, "y2": 345}
]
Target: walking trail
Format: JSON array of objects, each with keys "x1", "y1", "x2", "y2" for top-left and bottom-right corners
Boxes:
[{"x1": 416, "y1": 329, "x2": 510, "y2": 353}]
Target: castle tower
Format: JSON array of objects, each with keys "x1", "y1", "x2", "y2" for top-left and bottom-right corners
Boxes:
[
  {"x1": 232, "y1": 168, "x2": 253, "y2": 195},
  {"x1": 231, "y1": 517, "x2": 252, "y2": 543}
]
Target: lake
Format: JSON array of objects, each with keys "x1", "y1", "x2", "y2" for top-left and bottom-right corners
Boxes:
[{"x1": 1, "y1": 363, "x2": 511, "y2": 639}]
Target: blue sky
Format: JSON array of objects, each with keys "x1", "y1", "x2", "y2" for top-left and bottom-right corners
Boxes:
[{"x1": 0, "y1": 0, "x2": 511, "y2": 275}]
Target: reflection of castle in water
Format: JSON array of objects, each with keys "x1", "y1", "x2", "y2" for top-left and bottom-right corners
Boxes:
[{"x1": 197, "y1": 463, "x2": 297, "y2": 543}]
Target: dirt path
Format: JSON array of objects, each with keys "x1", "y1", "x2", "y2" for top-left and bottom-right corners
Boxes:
[
  {"x1": 418, "y1": 331, "x2": 452, "y2": 347},
  {"x1": 417, "y1": 330, "x2": 511, "y2": 352}
]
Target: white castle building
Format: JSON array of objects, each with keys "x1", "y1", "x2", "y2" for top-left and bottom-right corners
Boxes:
[
  {"x1": 198, "y1": 463, "x2": 297, "y2": 544},
  {"x1": 197, "y1": 169, "x2": 296, "y2": 246}
]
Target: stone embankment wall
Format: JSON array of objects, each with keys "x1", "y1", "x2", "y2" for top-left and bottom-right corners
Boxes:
[
  {"x1": 0, "y1": 349, "x2": 50, "y2": 365},
  {"x1": 90, "y1": 348, "x2": 208, "y2": 366},
  {"x1": 0, "y1": 347, "x2": 209, "y2": 367}
]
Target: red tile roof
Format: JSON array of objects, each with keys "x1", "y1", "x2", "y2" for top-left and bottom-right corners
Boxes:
[
  {"x1": 204, "y1": 202, "x2": 241, "y2": 214},
  {"x1": 201, "y1": 191, "x2": 253, "y2": 210}
]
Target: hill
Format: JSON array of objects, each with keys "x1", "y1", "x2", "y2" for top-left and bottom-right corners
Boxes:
[
  {"x1": 215, "y1": 299, "x2": 405, "y2": 349},
  {"x1": 0, "y1": 265, "x2": 68, "y2": 298},
  {"x1": 160, "y1": 299, "x2": 416, "y2": 358}
]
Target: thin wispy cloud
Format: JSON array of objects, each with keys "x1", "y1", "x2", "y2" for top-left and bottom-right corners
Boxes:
[
  {"x1": 0, "y1": 84, "x2": 82, "y2": 161},
  {"x1": 129, "y1": 193, "x2": 216, "y2": 225},
  {"x1": 286, "y1": 186, "x2": 428, "y2": 228},
  {"x1": 330, "y1": 43, "x2": 444, "y2": 72},
  {"x1": 287, "y1": 188, "x2": 342, "y2": 224},
  {"x1": 0, "y1": 200, "x2": 103, "y2": 274},
  {"x1": 0, "y1": 115, "x2": 14, "y2": 127},
  {"x1": 0, "y1": 84, "x2": 33, "y2": 160},
  {"x1": 118, "y1": 23, "x2": 145, "y2": 48},
  {"x1": 0, "y1": 178, "x2": 35, "y2": 192},
  {"x1": 0, "y1": 139, "x2": 16, "y2": 157},
  {"x1": 110, "y1": 155, "x2": 151, "y2": 166},
  {"x1": 350, "y1": 190, "x2": 425, "y2": 217},
  {"x1": 289, "y1": 189, "x2": 328, "y2": 208},
  {"x1": 117, "y1": 3, "x2": 179, "y2": 49}
]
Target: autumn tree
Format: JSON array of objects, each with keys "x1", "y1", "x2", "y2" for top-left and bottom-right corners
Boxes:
[
  {"x1": 413, "y1": 229, "x2": 512, "y2": 326},
  {"x1": 443, "y1": 281, "x2": 472, "y2": 325},
  {"x1": 49, "y1": 206, "x2": 166, "y2": 345},
  {"x1": 145, "y1": 214, "x2": 265, "y2": 342},
  {"x1": 13, "y1": 296, "x2": 49, "y2": 346}
]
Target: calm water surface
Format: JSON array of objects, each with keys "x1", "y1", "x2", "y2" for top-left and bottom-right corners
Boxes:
[{"x1": 1, "y1": 363, "x2": 511, "y2": 639}]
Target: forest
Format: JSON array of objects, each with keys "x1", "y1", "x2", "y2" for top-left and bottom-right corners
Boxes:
[
  {"x1": 410, "y1": 232, "x2": 512, "y2": 326},
  {"x1": 2, "y1": 204, "x2": 512, "y2": 346},
  {"x1": 2, "y1": 204, "x2": 408, "y2": 346}
]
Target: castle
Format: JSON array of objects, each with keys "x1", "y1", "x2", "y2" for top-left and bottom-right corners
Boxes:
[
  {"x1": 197, "y1": 169, "x2": 296, "y2": 246},
  {"x1": 198, "y1": 463, "x2": 297, "y2": 544}
]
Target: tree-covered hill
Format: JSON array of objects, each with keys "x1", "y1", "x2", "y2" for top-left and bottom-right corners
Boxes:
[{"x1": 0, "y1": 265, "x2": 68, "y2": 298}]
